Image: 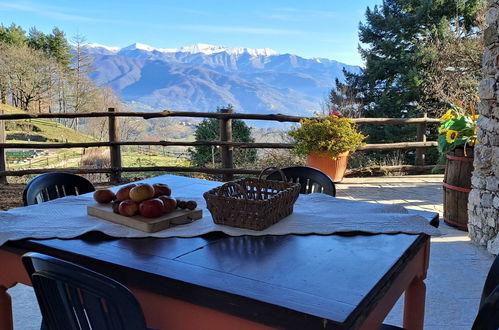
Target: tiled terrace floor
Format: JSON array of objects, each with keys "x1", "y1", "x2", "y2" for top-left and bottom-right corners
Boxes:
[
  {"x1": 337, "y1": 175, "x2": 495, "y2": 329},
  {"x1": 8, "y1": 175, "x2": 496, "y2": 329}
]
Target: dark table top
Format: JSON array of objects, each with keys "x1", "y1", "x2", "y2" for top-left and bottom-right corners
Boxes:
[{"x1": 6, "y1": 231, "x2": 428, "y2": 329}]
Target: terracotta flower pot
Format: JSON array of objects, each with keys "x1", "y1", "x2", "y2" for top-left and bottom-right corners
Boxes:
[{"x1": 306, "y1": 151, "x2": 350, "y2": 183}]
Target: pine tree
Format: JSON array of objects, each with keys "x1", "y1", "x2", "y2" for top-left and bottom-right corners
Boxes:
[
  {"x1": 0, "y1": 23, "x2": 27, "y2": 46},
  {"x1": 327, "y1": 76, "x2": 363, "y2": 118},
  {"x1": 343, "y1": 0, "x2": 482, "y2": 143},
  {"x1": 189, "y1": 106, "x2": 257, "y2": 168},
  {"x1": 46, "y1": 28, "x2": 72, "y2": 70},
  {"x1": 27, "y1": 27, "x2": 48, "y2": 51}
]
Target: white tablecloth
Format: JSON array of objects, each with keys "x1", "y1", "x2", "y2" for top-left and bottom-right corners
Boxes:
[{"x1": 0, "y1": 174, "x2": 440, "y2": 245}]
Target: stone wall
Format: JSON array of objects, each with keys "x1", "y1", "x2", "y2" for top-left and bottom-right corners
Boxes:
[{"x1": 469, "y1": 0, "x2": 499, "y2": 254}]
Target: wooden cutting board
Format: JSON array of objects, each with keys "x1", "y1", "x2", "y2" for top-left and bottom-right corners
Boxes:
[{"x1": 87, "y1": 203, "x2": 202, "y2": 233}]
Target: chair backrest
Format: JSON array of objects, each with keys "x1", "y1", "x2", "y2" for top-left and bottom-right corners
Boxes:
[
  {"x1": 472, "y1": 254, "x2": 499, "y2": 330},
  {"x1": 22, "y1": 252, "x2": 147, "y2": 330},
  {"x1": 23, "y1": 172, "x2": 95, "y2": 206},
  {"x1": 266, "y1": 166, "x2": 336, "y2": 197}
]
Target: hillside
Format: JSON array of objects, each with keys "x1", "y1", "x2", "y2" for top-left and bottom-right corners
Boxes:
[
  {"x1": 0, "y1": 104, "x2": 192, "y2": 179},
  {"x1": 1, "y1": 104, "x2": 96, "y2": 143},
  {"x1": 86, "y1": 43, "x2": 361, "y2": 117}
]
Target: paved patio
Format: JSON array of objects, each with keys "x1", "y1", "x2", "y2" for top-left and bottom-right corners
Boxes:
[
  {"x1": 337, "y1": 175, "x2": 495, "y2": 329},
  {"x1": 7, "y1": 175, "x2": 496, "y2": 329}
]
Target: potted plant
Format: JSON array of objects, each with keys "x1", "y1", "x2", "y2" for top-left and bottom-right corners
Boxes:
[
  {"x1": 437, "y1": 101, "x2": 479, "y2": 231},
  {"x1": 437, "y1": 102, "x2": 479, "y2": 155},
  {"x1": 288, "y1": 111, "x2": 366, "y2": 182}
]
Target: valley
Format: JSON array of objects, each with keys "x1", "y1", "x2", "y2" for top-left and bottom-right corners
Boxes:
[{"x1": 86, "y1": 43, "x2": 360, "y2": 118}]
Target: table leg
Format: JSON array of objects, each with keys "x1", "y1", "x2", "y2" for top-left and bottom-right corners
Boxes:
[
  {"x1": 0, "y1": 286, "x2": 13, "y2": 330},
  {"x1": 403, "y1": 276, "x2": 426, "y2": 330},
  {"x1": 0, "y1": 250, "x2": 32, "y2": 330}
]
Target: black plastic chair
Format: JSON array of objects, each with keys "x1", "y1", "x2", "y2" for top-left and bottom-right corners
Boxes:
[
  {"x1": 266, "y1": 166, "x2": 336, "y2": 197},
  {"x1": 381, "y1": 254, "x2": 499, "y2": 330},
  {"x1": 23, "y1": 172, "x2": 95, "y2": 206},
  {"x1": 22, "y1": 252, "x2": 148, "y2": 330},
  {"x1": 471, "y1": 253, "x2": 499, "y2": 330}
]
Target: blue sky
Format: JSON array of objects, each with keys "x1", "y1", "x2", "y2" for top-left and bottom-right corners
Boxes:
[{"x1": 0, "y1": 0, "x2": 383, "y2": 66}]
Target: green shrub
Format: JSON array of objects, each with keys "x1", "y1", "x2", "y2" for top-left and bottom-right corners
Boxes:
[{"x1": 288, "y1": 114, "x2": 366, "y2": 159}]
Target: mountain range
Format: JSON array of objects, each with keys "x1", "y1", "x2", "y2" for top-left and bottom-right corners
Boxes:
[{"x1": 86, "y1": 43, "x2": 361, "y2": 116}]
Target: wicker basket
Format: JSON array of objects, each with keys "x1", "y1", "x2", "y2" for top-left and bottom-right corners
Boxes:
[{"x1": 203, "y1": 167, "x2": 301, "y2": 230}]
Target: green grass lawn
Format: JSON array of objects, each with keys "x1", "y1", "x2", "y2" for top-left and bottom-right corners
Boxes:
[
  {"x1": 1, "y1": 103, "x2": 96, "y2": 143},
  {"x1": 0, "y1": 103, "x2": 24, "y2": 114},
  {"x1": 7, "y1": 149, "x2": 191, "y2": 171},
  {"x1": 2, "y1": 104, "x2": 194, "y2": 177},
  {"x1": 2, "y1": 104, "x2": 96, "y2": 171},
  {"x1": 121, "y1": 151, "x2": 190, "y2": 168},
  {"x1": 7, "y1": 149, "x2": 85, "y2": 170}
]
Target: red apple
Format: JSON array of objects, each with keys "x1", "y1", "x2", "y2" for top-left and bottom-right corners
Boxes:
[
  {"x1": 139, "y1": 198, "x2": 164, "y2": 218},
  {"x1": 118, "y1": 200, "x2": 139, "y2": 217},
  {"x1": 129, "y1": 184, "x2": 155, "y2": 203},
  {"x1": 93, "y1": 189, "x2": 115, "y2": 203},
  {"x1": 158, "y1": 196, "x2": 176, "y2": 213},
  {"x1": 116, "y1": 184, "x2": 137, "y2": 202},
  {"x1": 153, "y1": 183, "x2": 172, "y2": 197}
]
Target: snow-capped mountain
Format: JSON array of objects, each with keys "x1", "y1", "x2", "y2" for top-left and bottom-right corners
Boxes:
[
  {"x1": 87, "y1": 42, "x2": 279, "y2": 57},
  {"x1": 176, "y1": 43, "x2": 278, "y2": 56},
  {"x1": 85, "y1": 42, "x2": 360, "y2": 116},
  {"x1": 84, "y1": 43, "x2": 121, "y2": 55}
]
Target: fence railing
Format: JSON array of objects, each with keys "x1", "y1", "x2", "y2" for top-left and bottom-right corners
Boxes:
[{"x1": 0, "y1": 108, "x2": 440, "y2": 183}]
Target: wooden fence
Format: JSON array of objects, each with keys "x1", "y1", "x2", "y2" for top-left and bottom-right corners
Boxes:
[{"x1": 0, "y1": 108, "x2": 440, "y2": 183}]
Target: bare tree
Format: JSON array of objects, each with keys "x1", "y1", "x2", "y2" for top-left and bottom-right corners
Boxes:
[
  {"x1": 77, "y1": 86, "x2": 127, "y2": 141},
  {"x1": 418, "y1": 5, "x2": 485, "y2": 116},
  {"x1": 65, "y1": 34, "x2": 99, "y2": 129},
  {"x1": 0, "y1": 44, "x2": 56, "y2": 111},
  {"x1": 325, "y1": 76, "x2": 364, "y2": 118}
]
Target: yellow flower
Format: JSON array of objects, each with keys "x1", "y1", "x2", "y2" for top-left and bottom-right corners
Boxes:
[
  {"x1": 439, "y1": 128, "x2": 448, "y2": 134},
  {"x1": 468, "y1": 137, "x2": 479, "y2": 145},
  {"x1": 440, "y1": 109, "x2": 456, "y2": 121},
  {"x1": 446, "y1": 130, "x2": 459, "y2": 143},
  {"x1": 471, "y1": 114, "x2": 479, "y2": 121}
]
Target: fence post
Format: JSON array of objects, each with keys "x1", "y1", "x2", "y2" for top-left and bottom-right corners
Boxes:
[
  {"x1": 415, "y1": 112, "x2": 427, "y2": 166},
  {"x1": 0, "y1": 108, "x2": 6, "y2": 184},
  {"x1": 219, "y1": 108, "x2": 233, "y2": 181},
  {"x1": 108, "y1": 108, "x2": 122, "y2": 184}
]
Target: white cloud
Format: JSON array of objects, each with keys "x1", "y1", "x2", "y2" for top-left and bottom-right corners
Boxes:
[
  {"x1": 268, "y1": 7, "x2": 339, "y2": 20},
  {"x1": 263, "y1": 14, "x2": 302, "y2": 22},
  {"x1": 175, "y1": 24, "x2": 304, "y2": 36},
  {"x1": 0, "y1": 1, "x2": 104, "y2": 22}
]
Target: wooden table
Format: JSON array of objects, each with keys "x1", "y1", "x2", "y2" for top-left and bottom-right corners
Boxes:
[
  {"x1": 0, "y1": 230, "x2": 430, "y2": 330},
  {"x1": 0, "y1": 174, "x2": 434, "y2": 329}
]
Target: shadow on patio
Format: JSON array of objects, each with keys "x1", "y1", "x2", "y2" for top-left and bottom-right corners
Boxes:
[{"x1": 338, "y1": 175, "x2": 495, "y2": 329}]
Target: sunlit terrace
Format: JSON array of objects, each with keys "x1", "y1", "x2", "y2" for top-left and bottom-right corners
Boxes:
[
  {"x1": 2, "y1": 174, "x2": 494, "y2": 329},
  {"x1": 1, "y1": 0, "x2": 498, "y2": 328}
]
